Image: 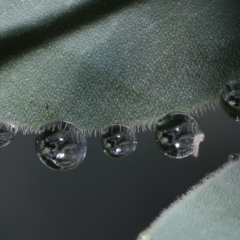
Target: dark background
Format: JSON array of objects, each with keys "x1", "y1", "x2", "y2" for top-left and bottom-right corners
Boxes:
[{"x1": 0, "y1": 106, "x2": 238, "y2": 240}]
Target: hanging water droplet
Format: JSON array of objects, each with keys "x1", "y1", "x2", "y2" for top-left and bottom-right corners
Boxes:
[
  {"x1": 228, "y1": 153, "x2": 240, "y2": 162},
  {"x1": 101, "y1": 125, "x2": 137, "y2": 158},
  {"x1": 0, "y1": 123, "x2": 16, "y2": 147},
  {"x1": 35, "y1": 122, "x2": 87, "y2": 171},
  {"x1": 220, "y1": 77, "x2": 240, "y2": 121},
  {"x1": 155, "y1": 112, "x2": 204, "y2": 158},
  {"x1": 137, "y1": 231, "x2": 151, "y2": 240}
]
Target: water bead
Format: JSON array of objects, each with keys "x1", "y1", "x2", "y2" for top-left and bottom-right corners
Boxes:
[
  {"x1": 35, "y1": 122, "x2": 87, "y2": 171},
  {"x1": 228, "y1": 153, "x2": 240, "y2": 162},
  {"x1": 101, "y1": 125, "x2": 137, "y2": 158},
  {"x1": 155, "y1": 112, "x2": 204, "y2": 158},
  {"x1": 137, "y1": 231, "x2": 151, "y2": 240},
  {"x1": 0, "y1": 123, "x2": 16, "y2": 147},
  {"x1": 220, "y1": 78, "x2": 240, "y2": 121}
]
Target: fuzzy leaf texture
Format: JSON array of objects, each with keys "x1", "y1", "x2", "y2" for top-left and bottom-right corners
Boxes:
[
  {"x1": 137, "y1": 154, "x2": 240, "y2": 240},
  {"x1": 0, "y1": 0, "x2": 240, "y2": 132}
]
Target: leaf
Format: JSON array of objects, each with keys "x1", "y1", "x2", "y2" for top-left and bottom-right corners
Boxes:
[
  {"x1": 0, "y1": 0, "x2": 240, "y2": 132},
  {"x1": 137, "y1": 154, "x2": 240, "y2": 240}
]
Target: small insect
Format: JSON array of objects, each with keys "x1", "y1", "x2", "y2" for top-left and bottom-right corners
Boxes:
[
  {"x1": 45, "y1": 103, "x2": 50, "y2": 110},
  {"x1": 191, "y1": 132, "x2": 205, "y2": 157}
]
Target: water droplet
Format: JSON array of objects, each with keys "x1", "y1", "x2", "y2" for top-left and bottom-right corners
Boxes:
[
  {"x1": 0, "y1": 123, "x2": 16, "y2": 147},
  {"x1": 155, "y1": 112, "x2": 204, "y2": 158},
  {"x1": 228, "y1": 153, "x2": 240, "y2": 161},
  {"x1": 220, "y1": 78, "x2": 240, "y2": 121},
  {"x1": 101, "y1": 125, "x2": 137, "y2": 158},
  {"x1": 137, "y1": 231, "x2": 151, "y2": 240},
  {"x1": 35, "y1": 122, "x2": 87, "y2": 171}
]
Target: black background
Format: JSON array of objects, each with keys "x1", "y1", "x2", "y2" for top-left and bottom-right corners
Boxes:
[{"x1": 0, "y1": 106, "x2": 238, "y2": 240}]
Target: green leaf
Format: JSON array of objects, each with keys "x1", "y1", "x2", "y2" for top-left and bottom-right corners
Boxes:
[
  {"x1": 137, "y1": 154, "x2": 240, "y2": 240},
  {"x1": 0, "y1": 0, "x2": 240, "y2": 132}
]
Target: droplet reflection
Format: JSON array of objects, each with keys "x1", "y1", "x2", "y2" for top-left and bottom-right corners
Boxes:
[{"x1": 35, "y1": 122, "x2": 87, "y2": 171}]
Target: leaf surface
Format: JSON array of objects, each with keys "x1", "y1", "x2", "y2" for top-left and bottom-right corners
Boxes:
[
  {"x1": 137, "y1": 154, "x2": 240, "y2": 240},
  {"x1": 0, "y1": 0, "x2": 240, "y2": 132}
]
